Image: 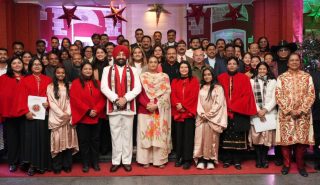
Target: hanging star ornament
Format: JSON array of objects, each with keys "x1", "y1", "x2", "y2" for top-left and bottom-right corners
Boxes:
[
  {"x1": 185, "y1": 5, "x2": 209, "y2": 25},
  {"x1": 147, "y1": 4, "x2": 171, "y2": 26},
  {"x1": 224, "y1": 4, "x2": 244, "y2": 24},
  {"x1": 58, "y1": 6, "x2": 81, "y2": 28},
  {"x1": 104, "y1": 5, "x2": 127, "y2": 27}
]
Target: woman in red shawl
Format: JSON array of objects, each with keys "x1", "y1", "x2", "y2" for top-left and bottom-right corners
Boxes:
[
  {"x1": 16, "y1": 58, "x2": 52, "y2": 176},
  {"x1": 218, "y1": 57, "x2": 257, "y2": 170},
  {"x1": 0, "y1": 57, "x2": 26, "y2": 172},
  {"x1": 70, "y1": 62, "x2": 105, "y2": 173},
  {"x1": 171, "y1": 61, "x2": 200, "y2": 170}
]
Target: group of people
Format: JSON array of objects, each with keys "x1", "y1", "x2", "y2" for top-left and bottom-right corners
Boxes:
[{"x1": 0, "y1": 28, "x2": 319, "y2": 178}]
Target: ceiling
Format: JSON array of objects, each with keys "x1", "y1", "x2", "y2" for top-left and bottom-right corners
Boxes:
[{"x1": 15, "y1": 0, "x2": 254, "y2": 6}]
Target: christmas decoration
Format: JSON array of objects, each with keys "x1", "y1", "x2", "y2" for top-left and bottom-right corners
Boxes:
[
  {"x1": 57, "y1": 6, "x2": 81, "y2": 28},
  {"x1": 185, "y1": 5, "x2": 209, "y2": 25},
  {"x1": 147, "y1": 4, "x2": 171, "y2": 26},
  {"x1": 224, "y1": 4, "x2": 244, "y2": 24},
  {"x1": 306, "y1": 5, "x2": 320, "y2": 23},
  {"x1": 299, "y1": 35, "x2": 320, "y2": 71},
  {"x1": 104, "y1": 5, "x2": 127, "y2": 27}
]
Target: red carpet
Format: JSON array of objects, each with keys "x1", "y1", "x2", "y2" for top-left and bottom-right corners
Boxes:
[{"x1": 0, "y1": 161, "x2": 316, "y2": 177}]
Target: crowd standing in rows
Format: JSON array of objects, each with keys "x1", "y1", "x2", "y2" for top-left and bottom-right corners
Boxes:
[{"x1": 0, "y1": 28, "x2": 319, "y2": 178}]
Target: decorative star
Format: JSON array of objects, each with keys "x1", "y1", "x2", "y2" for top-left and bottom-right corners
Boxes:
[
  {"x1": 147, "y1": 4, "x2": 171, "y2": 26},
  {"x1": 307, "y1": 5, "x2": 320, "y2": 23},
  {"x1": 58, "y1": 6, "x2": 81, "y2": 28},
  {"x1": 224, "y1": 4, "x2": 244, "y2": 24},
  {"x1": 185, "y1": 5, "x2": 209, "y2": 25},
  {"x1": 104, "y1": 5, "x2": 127, "y2": 27}
]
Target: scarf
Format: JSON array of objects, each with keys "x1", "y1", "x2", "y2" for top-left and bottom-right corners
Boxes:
[
  {"x1": 253, "y1": 75, "x2": 268, "y2": 109},
  {"x1": 107, "y1": 65, "x2": 135, "y2": 112}
]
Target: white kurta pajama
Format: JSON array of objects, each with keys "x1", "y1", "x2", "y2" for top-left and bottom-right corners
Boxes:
[{"x1": 101, "y1": 64, "x2": 141, "y2": 165}]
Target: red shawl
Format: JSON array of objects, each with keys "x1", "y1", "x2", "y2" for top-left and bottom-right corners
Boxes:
[
  {"x1": 70, "y1": 79, "x2": 106, "y2": 125},
  {"x1": 171, "y1": 77, "x2": 199, "y2": 121},
  {"x1": 218, "y1": 72, "x2": 257, "y2": 119},
  {"x1": 107, "y1": 65, "x2": 135, "y2": 113},
  {"x1": 0, "y1": 75, "x2": 24, "y2": 118},
  {"x1": 15, "y1": 74, "x2": 52, "y2": 117}
]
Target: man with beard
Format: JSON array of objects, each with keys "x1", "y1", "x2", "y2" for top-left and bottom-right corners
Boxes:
[
  {"x1": 69, "y1": 53, "x2": 84, "y2": 81},
  {"x1": 45, "y1": 52, "x2": 60, "y2": 79},
  {"x1": 216, "y1": 39, "x2": 226, "y2": 59},
  {"x1": 163, "y1": 29, "x2": 178, "y2": 51},
  {"x1": 91, "y1": 33, "x2": 101, "y2": 51},
  {"x1": 35, "y1": 40, "x2": 46, "y2": 59},
  {"x1": 105, "y1": 42, "x2": 115, "y2": 66},
  {"x1": 101, "y1": 45, "x2": 141, "y2": 172},
  {"x1": 100, "y1": 34, "x2": 109, "y2": 46},
  {"x1": 0, "y1": 48, "x2": 8, "y2": 75},
  {"x1": 204, "y1": 43, "x2": 222, "y2": 68},
  {"x1": 248, "y1": 42, "x2": 260, "y2": 57},
  {"x1": 141, "y1": 36, "x2": 153, "y2": 59},
  {"x1": 50, "y1": 36, "x2": 60, "y2": 55},
  {"x1": 176, "y1": 40, "x2": 193, "y2": 64},
  {"x1": 162, "y1": 46, "x2": 179, "y2": 82},
  {"x1": 131, "y1": 28, "x2": 144, "y2": 49},
  {"x1": 153, "y1": 31, "x2": 162, "y2": 47},
  {"x1": 12, "y1": 41, "x2": 24, "y2": 58}
]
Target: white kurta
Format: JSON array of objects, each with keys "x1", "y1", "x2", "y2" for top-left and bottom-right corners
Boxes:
[{"x1": 101, "y1": 64, "x2": 142, "y2": 165}]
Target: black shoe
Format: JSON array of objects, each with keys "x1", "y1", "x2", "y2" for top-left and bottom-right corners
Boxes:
[
  {"x1": 53, "y1": 169, "x2": 61, "y2": 174},
  {"x1": 82, "y1": 165, "x2": 89, "y2": 173},
  {"x1": 20, "y1": 163, "x2": 29, "y2": 172},
  {"x1": 93, "y1": 163, "x2": 101, "y2": 171},
  {"x1": 274, "y1": 159, "x2": 283, "y2": 166},
  {"x1": 36, "y1": 169, "x2": 45, "y2": 174},
  {"x1": 315, "y1": 164, "x2": 320, "y2": 171},
  {"x1": 123, "y1": 164, "x2": 132, "y2": 172},
  {"x1": 223, "y1": 163, "x2": 230, "y2": 168},
  {"x1": 262, "y1": 162, "x2": 269, "y2": 168},
  {"x1": 175, "y1": 158, "x2": 183, "y2": 167},
  {"x1": 27, "y1": 167, "x2": 35, "y2": 176},
  {"x1": 110, "y1": 165, "x2": 121, "y2": 173},
  {"x1": 9, "y1": 165, "x2": 17, "y2": 172},
  {"x1": 182, "y1": 161, "x2": 191, "y2": 170},
  {"x1": 281, "y1": 166, "x2": 290, "y2": 175},
  {"x1": 234, "y1": 164, "x2": 242, "y2": 170},
  {"x1": 63, "y1": 167, "x2": 72, "y2": 173},
  {"x1": 298, "y1": 168, "x2": 308, "y2": 177}
]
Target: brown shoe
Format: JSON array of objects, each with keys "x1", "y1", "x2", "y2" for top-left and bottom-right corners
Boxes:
[
  {"x1": 123, "y1": 164, "x2": 132, "y2": 172},
  {"x1": 110, "y1": 165, "x2": 120, "y2": 173}
]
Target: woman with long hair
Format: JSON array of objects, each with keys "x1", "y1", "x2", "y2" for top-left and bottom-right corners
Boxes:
[
  {"x1": 193, "y1": 66, "x2": 227, "y2": 170},
  {"x1": 22, "y1": 51, "x2": 32, "y2": 72},
  {"x1": 61, "y1": 38, "x2": 71, "y2": 51},
  {"x1": 70, "y1": 62, "x2": 106, "y2": 173},
  {"x1": 153, "y1": 45, "x2": 164, "y2": 72},
  {"x1": 83, "y1": 46, "x2": 94, "y2": 63},
  {"x1": 171, "y1": 61, "x2": 199, "y2": 170},
  {"x1": 93, "y1": 46, "x2": 109, "y2": 81},
  {"x1": 136, "y1": 56, "x2": 171, "y2": 168},
  {"x1": 47, "y1": 66, "x2": 79, "y2": 174},
  {"x1": 16, "y1": 58, "x2": 52, "y2": 176},
  {"x1": 129, "y1": 46, "x2": 147, "y2": 75},
  {"x1": 249, "y1": 62, "x2": 277, "y2": 169},
  {"x1": 0, "y1": 57, "x2": 26, "y2": 172}
]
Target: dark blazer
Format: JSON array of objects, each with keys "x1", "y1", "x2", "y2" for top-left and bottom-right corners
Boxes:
[
  {"x1": 213, "y1": 57, "x2": 244, "y2": 77},
  {"x1": 311, "y1": 71, "x2": 320, "y2": 121}
]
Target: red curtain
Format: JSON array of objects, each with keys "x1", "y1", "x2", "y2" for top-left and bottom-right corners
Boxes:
[{"x1": 253, "y1": 0, "x2": 303, "y2": 45}]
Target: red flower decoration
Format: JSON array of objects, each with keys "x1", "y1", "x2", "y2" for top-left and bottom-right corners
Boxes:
[
  {"x1": 224, "y1": 4, "x2": 244, "y2": 24},
  {"x1": 185, "y1": 5, "x2": 209, "y2": 25},
  {"x1": 104, "y1": 5, "x2": 127, "y2": 27},
  {"x1": 57, "y1": 6, "x2": 81, "y2": 28}
]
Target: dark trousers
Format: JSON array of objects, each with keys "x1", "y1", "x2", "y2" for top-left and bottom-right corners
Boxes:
[
  {"x1": 4, "y1": 117, "x2": 24, "y2": 165},
  {"x1": 223, "y1": 149, "x2": 242, "y2": 165},
  {"x1": 171, "y1": 118, "x2": 177, "y2": 153},
  {"x1": 254, "y1": 145, "x2": 269, "y2": 165},
  {"x1": 314, "y1": 121, "x2": 320, "y2": 166},
  {"x1": 77, "y1": 123, "x2": 101, "y2": 166},
  {"x1": 282, "y1": 144, "x2": 308, "y2": 169},
  {"x1": 52, "y1": 149, "x2": 72, "y2": 171},
  {"x1": 175, "y1": 118, "x2": 195, "y2": 161},
  {"x1": 99, "y1": 118, "x2": 112, "y2": 154},
  {"x1": 133, "y1": 114, "x2": 138, "y2": 147}
]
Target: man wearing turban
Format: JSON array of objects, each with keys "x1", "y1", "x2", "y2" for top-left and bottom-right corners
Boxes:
[{"x1": 101, "y1": 45, "x2": 142, "y2": 172}]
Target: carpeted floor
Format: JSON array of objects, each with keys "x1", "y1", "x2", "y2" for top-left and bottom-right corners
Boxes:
[{"x1": 0, "y1": 160, "x2": 316, "y2": 177}]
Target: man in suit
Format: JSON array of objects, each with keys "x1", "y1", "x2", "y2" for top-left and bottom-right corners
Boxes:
[
  {"x1": 130, "y1": 28, "x2": 144, "y2": 49},
  {"x1": 176, "y1": 40, "x2": 193, "y2": 64},
  {"x1": 163, "y1": 29, "x2": 178, "y2": 51}
]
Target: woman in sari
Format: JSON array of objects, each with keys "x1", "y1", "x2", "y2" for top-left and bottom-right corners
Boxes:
[{"x1": 136, "y1": 56, "x2": 171, "y2": 168}]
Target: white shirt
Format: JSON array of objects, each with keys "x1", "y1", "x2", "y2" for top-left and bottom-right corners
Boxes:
[
  {"x1": 185, "y1": 49, "x2": 194, "y2": 58},
  {"x1": 134, "y1": 62, "x2": 142, "y2": 75},
  {"x1": 0, "y1": 65, "x2": 7, "y2": 76},
  {"x1": 177, "y1": 55, "x2": 187, "y2": 63},
  {"x1": 207, "y1": 57, "x2": 216, "y2": 68}
]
